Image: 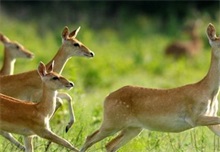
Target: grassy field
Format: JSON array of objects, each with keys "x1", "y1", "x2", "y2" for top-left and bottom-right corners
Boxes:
[{"x1": 0, "y1": 8, "x2": 220, "y2": 152}]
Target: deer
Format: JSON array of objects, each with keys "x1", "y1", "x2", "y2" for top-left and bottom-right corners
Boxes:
[
  {"x1": 0, "y1": 34, "x2": 34, "y2": 149},
  {"x1": 165, "y1": 21, "x2": 203, "y2": 58},
  {"x1": 80, "y1": 23, "x2": 220, "y2": 152},
  {"x1": 0, "y1": 33, "x2": 34, "y2": 75},
  {"x1": 0, "y1": 61, "x2": 79, "y2": 152},
  {"x1": 0, "y1": 26, "x2": 94, "y2": 150}
]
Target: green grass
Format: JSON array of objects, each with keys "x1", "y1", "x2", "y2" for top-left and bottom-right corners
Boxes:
[{"x1": 0, "y1": 11, "x2": 220, "y2": 152}]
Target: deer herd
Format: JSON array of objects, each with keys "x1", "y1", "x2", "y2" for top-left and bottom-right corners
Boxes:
[{"x1": 0, "y1": 23, "x2": 219, "y2": 152}]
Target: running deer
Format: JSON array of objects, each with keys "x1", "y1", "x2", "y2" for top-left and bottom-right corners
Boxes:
[
  {"x1": 165, "y1": 21, "x2": 203, "y2": 58},
  {"x1": 0, "y1": 33, "x2": 34, "y2": 75},
  {"x1": 0, "y1": 61, "x2": 78, "y2": 152},
  {"x1": 80, "y1": 23, "x2": 220, "y2": 152},
  {"x1": 0, "y1": 26, "x2": 94, "y2": 150}
]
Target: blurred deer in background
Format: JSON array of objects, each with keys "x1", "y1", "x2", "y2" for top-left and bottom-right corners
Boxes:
[
  {"x1": 165, "y1": 20, "x2": 203, "y2": 58},
  {"x1": 81, "y1": 23, "x2": 220, "y2": 152},
  {"x1": 0, "y1": 33, "x2": 34, "y2": 75}
]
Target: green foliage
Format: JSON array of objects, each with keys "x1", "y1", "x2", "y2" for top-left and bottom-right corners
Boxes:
[{"x1": 0, "y1": 7, "x2": 220, "y2": 152}]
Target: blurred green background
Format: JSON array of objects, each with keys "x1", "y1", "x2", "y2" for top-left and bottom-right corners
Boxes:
[{"x1": 0, "y1": 1, "x2": 220, "y2": 152}]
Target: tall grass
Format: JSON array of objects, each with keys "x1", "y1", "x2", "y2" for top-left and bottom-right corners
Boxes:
[{"x1": 0, "y1": 10, "x2": 220, "y2": 152}]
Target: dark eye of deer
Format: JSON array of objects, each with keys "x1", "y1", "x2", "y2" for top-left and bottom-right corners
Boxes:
[
  {"x1": 16, "y1": 45, "x2": 20, "y2": 49},
  {"x1": 52, "y1": 76, "x2": 59, "y2": 80},
  {"x1": 73, "y1": 43, "x2": 80, "y2": 47}
]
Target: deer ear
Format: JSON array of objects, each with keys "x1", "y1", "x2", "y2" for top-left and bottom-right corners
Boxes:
[
  {"x1": 207, "y1": 23, "x2": 216, "y2": 42},
  {"x1": 62, "y1": 26, "x2": 69, "y2": 41},
  {"x1": 0, "y1": 34, "x2": 10, "y2": 44},
  {"x1": 69, "y1": 26, "x2": 81, "y2": 38},
  {"x1": 47, "y1": 60, "x2": 54, "y2": 73},
  {"x1": 38, "y1": 61, "x2": 47, "y2": 77}
]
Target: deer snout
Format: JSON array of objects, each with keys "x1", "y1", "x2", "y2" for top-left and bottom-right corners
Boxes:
[
  {"x1": 66, "y1": 82, "x2": 74, "y2": 89},
  {"x1": 89, "y1": 51, "x2": 95, "y2": 57},
  {"x1": 27, "y1": 53, "x2": 35, "y2": 59},
  {"x1": 85, "y1": 51, "x2": 95, "y2": 58},
  {"x1": 69, "y1": 82, "x2": 74, "y2": 87}
]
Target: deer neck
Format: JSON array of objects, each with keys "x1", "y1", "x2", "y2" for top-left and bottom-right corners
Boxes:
[
  {"x1": 201, "y1": 51, "x2": 220, "y2": 93},
  {"x1": 46, "y1": 46, "x2": 70, "y2": 74},
  {"x1": 0, "y1": 48, "x2": 15, "y2": 75},
  {"x1": 36, "y1": 84, "x2": 57, "y2": 118}
]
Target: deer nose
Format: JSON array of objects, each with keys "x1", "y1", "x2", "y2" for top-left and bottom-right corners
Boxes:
[
  {"x1": 69, "y1": 82, "x2": 74, "y2": 87},
  {"x1": 90, "y1": 52, "x2": 95, "y2": 57},
  {"x1": 28, "y1": 53, "x2": 35, "y2": 59}
]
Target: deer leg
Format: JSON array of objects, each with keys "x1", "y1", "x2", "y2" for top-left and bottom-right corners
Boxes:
[
  {"x1": 24, "y1": 136, "x2": 34, "y2": 152},
  {"x1": 0, "y1": 131, "x2": 25, "y2": 150},
  {"x1": 55, "y1": 97, "x2": 63, "y2": 111},
  {"x1": 195, "y1": 116, "x2": 220, "y2": 126},
  {"x1": 80, "y1": 127, "x2": 120, "y2": 152},
  {"x1": 38, "y1": 129, "x2": 79, "y2": 152},
  {"x1": 105, "y1": 127, "x2": 142, "y2": 152},
  {"x1": 56, "y1": 92, "x2": 75, "y2": 132},
  {"x1": 208, "y1": 125, "x2": 220, "y2": 136}
]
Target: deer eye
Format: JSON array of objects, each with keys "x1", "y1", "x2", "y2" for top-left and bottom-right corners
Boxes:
[
  {"x1": 15, "y1": 45, "x2": 20, "y2": 49},
  {"x1": 52, "y1": 76, "x2": 59, "y2": 80},
  {"x1": 73, "y1": 43, "x2": 80, "y2": 47}
]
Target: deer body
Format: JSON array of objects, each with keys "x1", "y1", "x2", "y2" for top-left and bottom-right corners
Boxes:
[
  {"x1": 103, "y1": 81, "x2": 217, "y2": 133},
  {"x1": 81, "y1": 23, "x2": 220, "y2": 152},
  {"x1": 0, "y1": 34, "x2": 34, "y2": 75},
  {"x1": 0, "y1": 89, "x2": 57, "y2": 136},
  {"x1": 0, "y1": 70, "x2": 40, "y2": 100},
  {"x1": 0, "y1": 62, "x2": 78, "y2": 152},
  {"x1": 0, "y1": 26, "x2": 94, "y2": 150}
]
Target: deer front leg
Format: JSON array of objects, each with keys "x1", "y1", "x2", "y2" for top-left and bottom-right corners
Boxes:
[
  {"x1": 0, "y1": 131, "x2": 25, "y2": 150},
  {"x1": 24, "y1": 136, "x2": 34, "y2": 152},
  {"x1": 56, "y1": 92, "x2": 75, "y2": 132},
  {"x1": 38, "y1": 129, "x2": 79, "y2": 152}
]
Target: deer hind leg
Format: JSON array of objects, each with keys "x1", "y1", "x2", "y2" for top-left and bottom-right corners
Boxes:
[
  {"x1": 37, "y1": 129, "x2": 79, "y2": 152},
  {"x1": 24, "y1": 136, "x2": 34, "y2": 152},
  {"x1": 105, "y1": 127, "x2": 142, "y2": 152},
  {"x1": 0, "y1": 131, "x2": 25, "y2": 150},
  {"x1": 80, "y1": 127, "x2": 121, "y2": 152},
  {"x1": 208, "y1": 125, "x2": 220, "y2": 136}
]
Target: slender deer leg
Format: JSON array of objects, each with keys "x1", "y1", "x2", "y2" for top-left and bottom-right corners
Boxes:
[
  {"x1": 105, "y1": 127, "x2": 142, "y2": 152},
  {"x1": 56, "y1": 92, "x2": 75, "y2": 132},
  {"x1": 38, "y1": 129, "x2": 79, "y2": 152},
  {"x1": 0, "y1": 131, "x2": 25, "y2": 150},
  {"x1": 55, "y1": 97, "x2": 63, "y2": 110},
  {"x1": 80, "y1": 127, "x2": 120, "y2": 152},
  {"x1": 24, "y1": 136, "x2": 33, "y2": 152},
  {"x1": 45, "y1": 96, "x2": 65, "y2": 151},
  {"x1": 208, "y1": 125, "x2": 220, "y2": 136}
]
